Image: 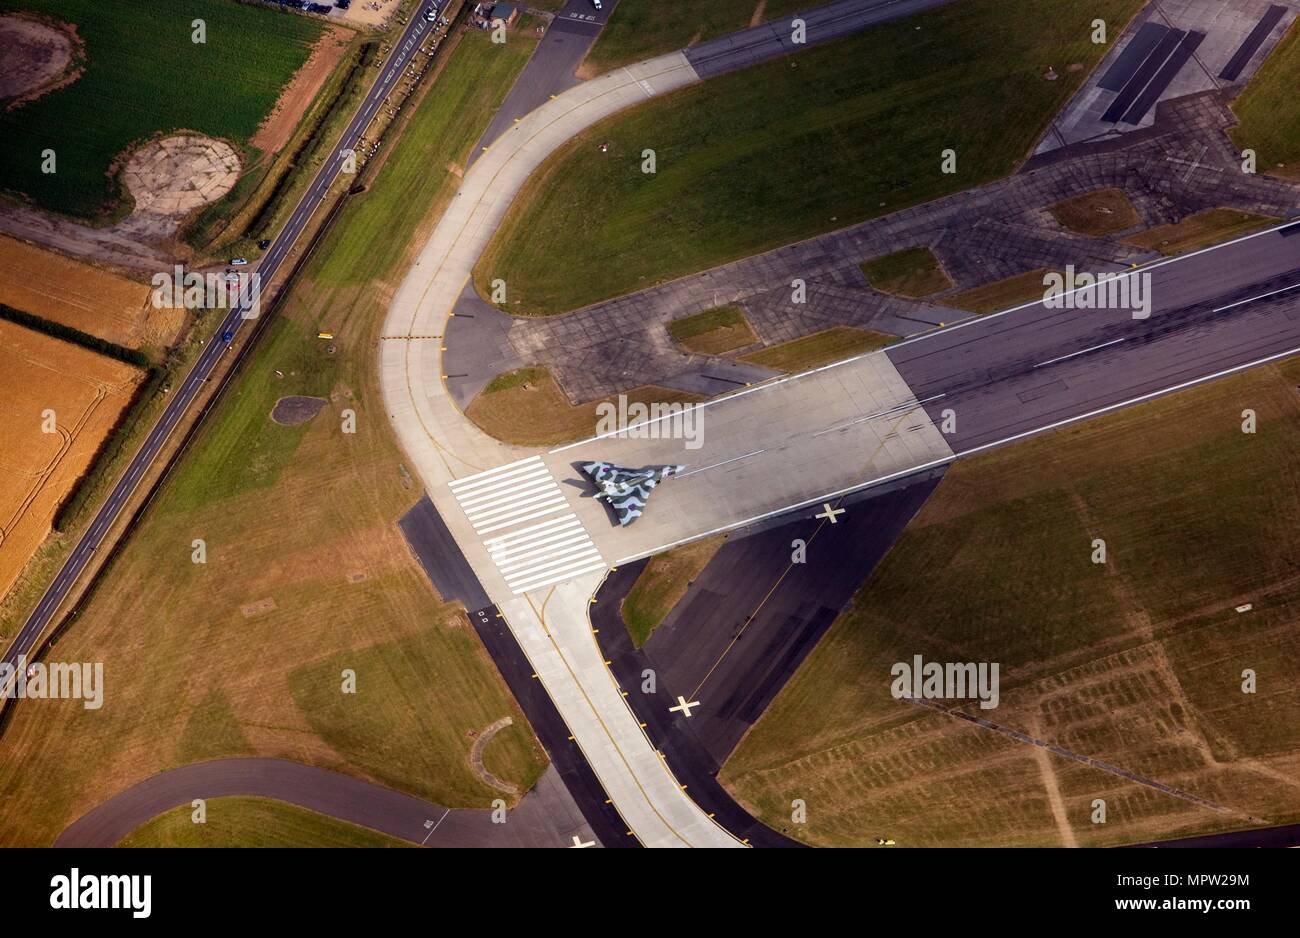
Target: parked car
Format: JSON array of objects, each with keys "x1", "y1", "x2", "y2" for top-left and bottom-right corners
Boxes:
[{"x1": 229, "y1": 257, "x2": 248, "y2": 266}]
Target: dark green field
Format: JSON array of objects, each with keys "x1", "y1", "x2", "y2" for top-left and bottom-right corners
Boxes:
[
  {"x1": 0, "y1": 0, "x2": 320, "y2": 218},
  {"x1": 477, "y1": 0, "x2": 1144, "y2": 315}
]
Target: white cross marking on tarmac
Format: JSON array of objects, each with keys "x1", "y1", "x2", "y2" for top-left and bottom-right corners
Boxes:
[
  {"x1": 669, "y1": 696, "x2": 701, "y2": 717},
  {"x1": 815, "y1": 503, "x2": 845, "y2": 523},
  {"x1": 570, "y1": 835, "x2": 595, "y2": 848}
]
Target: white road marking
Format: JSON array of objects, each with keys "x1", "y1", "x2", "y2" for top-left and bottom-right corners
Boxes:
[
  {"x1": 450, "y1": 461, "x2": 605, "y2": 593},
  {"x1": 676, "y1": 449, "x2": 765, "y2": 478},
  {"x1": 1212, "y1": 281, "x2": 1300, "y2": 314},
  {"x1": 1033, "y1": 337, "x2": 1127, "y2": 368}
]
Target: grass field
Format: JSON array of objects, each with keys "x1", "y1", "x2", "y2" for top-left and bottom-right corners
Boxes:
[
  {"x1": 1125, "y1": 209, "x2": 1277, "y2": 256},
  {"x1": 740, "y1": 327, "x2": 896, "y2": 372},
  {"x1": 860, "y1": 246, "x2": 953, "y2": 298},
  {"x1": 466, "y1": 367, "x2": 701, "y2": 446},
  {"x1": 0, "y1": 236, "x2": 176, "y2": 349},
  {"x1": 583, "y1": 0, "x2": 823, "y2": 75},
  {"x1": 0, "y1": 0, "x2": 320, "y2": 218},
  {"x1": 722, "y1": 357, "x2": 1300, "y2": 847},
  {"x1": 118, "y1": 796, "x2": 411, "y2": 848},
  {"x1": 667, "y1": 305, "x2": 757, "y2": 355},
  {"x1": 1230, "y1": 18, "x2": 1300, "y2": 179},
  {"x1": 946, "y1": 268, "x2": 1055, "y2": 314},
  {"x1": 0, "y1": 320, "x2": 142, "y2": 603},
  {"x1": 1048, "y1": 187, "x2": 1140, "y2": 237},
  {"x1": 0, "y1": 28, "x2": 547, "y2": 847},
  {"x1": 621, "y1": 536, "x2": 725, "y2": 647},
  {"x1": 477, "y1": 0, "x2": 1144, "y2": 315}
]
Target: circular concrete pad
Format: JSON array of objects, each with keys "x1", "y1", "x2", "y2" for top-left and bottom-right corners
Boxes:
[{"x1": 121, "y1": 134, "x2": 241, "y2": 216}]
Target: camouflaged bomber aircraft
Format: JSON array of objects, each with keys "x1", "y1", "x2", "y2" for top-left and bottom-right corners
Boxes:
[{"x1": 580, "y1": 462, "x2": 686, "y2": 527}]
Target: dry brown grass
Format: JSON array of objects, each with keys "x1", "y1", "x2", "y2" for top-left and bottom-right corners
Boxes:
[
  {"x1": 1048, "y1": 187, "x2": 1140, "y2": 236},
  {"x1": 741, "y1": 327, "x2": 895, "y2": 372},
  {"x1": 667, "y1": 306, "x2": 758, "y2": 356},
  {"x1": 466, "y1": 367, "x2": 702, "y2": 446},
  {"x1": 1125, "y1": 209, "x2": 1277, "y2": 255},
  {"x1": 621, "y1": 535, "x2": 727, "y2": 646},
  {"x1": 0, "y1": 236, "x2": 175, "y2": 348},
  {"x1": 724, "y1": 358, "x2": 1300, "y2": 847},
  {"x1": 946, "y1": 267, "x2": 1056, "y2": 314},
  {"x1": 0, "y1": 320, "x2": 142, "y2": 601}
]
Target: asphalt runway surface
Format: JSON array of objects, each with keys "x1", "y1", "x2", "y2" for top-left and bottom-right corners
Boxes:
[
  {"x1": 1134, "y1": 820, "x2": 1300, "y2": 848},
  {"x1": 473, "y1": 0, "x2": 619, "y2": 156},
  {"x1": 1, "y1": 2, "x2": 452, "y2": 679},
  {"x1": 54, "y1": 758, "x2": 594, "y2": 848},
  {"x1": 888, "y1": 225, "x2": 1300, "y2": 455},
  {"x1": 590, "y1": 471, "x2": 944, "y2": 847},
  {"x1": 685, "y1": 0, "x2": 954, "y2": 78},
  {"x1": 1220, "y1": 4, "x2": 1288, "y2": 82}
]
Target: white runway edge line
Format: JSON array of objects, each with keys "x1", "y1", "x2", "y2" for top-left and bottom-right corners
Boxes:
[
  {"x1": 614, "y1": 342, "x2": 1300, "y2": 565},
  {"x1": 551, "y1": 220, "x2": 1300, "y2": 457},
  {"x1": 450, "y1": 458, "x2": 606, "y2": 594}
]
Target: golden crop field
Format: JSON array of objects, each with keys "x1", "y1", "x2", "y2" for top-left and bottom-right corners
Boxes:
[
  {"x1": 0, "y1": 236, "x2": 180, "y2": 348},
  {"x1": 0, "y1": 320, "x2": 143, "y2": 600}
]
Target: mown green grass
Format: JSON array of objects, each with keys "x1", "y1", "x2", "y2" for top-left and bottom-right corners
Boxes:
[
  {"x1": 860, "y1": 246, "x2": 952, "y2": 297},
  {"x1": 478, "y1": 0, "x2": 1145, "y2": 315},
  {"x1": 0, "y1": 0, "x2": 320, "y2": 218},
  {"x1": 288, "y1": 628, "x2": 548, "y2": 806},
  {"x1": 1230, "y1": 19, "x2": 1300, "y2": 177},
  {"x1": 165, "y1": 28, "x2": 537, "y2": 513},
  {"x1": 584, "y1": 0, "x2": 822, "y2": 74},
  {"x1": 118, "y1": 796, "x2": 412, "y2": 847}
]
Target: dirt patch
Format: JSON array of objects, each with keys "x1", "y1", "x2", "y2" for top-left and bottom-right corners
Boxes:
[
  {"x1": 0, "y1": 319, "x2": 143, "y2": 602},
  {"x1": 0, "y1": 234, "x2": 182, "y2": 349},
  {"x1": 468, "y1": 717, "x2": 521, "y2": 795},
  {"x1": 346, "y1": 0, "x2": 401, "y2": 27},
  {"x1": 252, "y1": 24, "x2": 353, "y2": 154},
  {"x1": 750, "y1": 1, "x2": 768, "y2": 28},
  {"x1": 271, "y1": 395, "x2": 329, "y2": 427},
  {"x1": 240, "y1": 598, "x2": 278, "y2": 618},
  {"x1": 1048, "y1": 187, "x2": 1140, "y2": 237},
  {"x1": 0, "y1": 13, "x2": 83, "y2": 110},
  {"x1": 121, "y1": 134, "x2": 242, "y2": 218}
]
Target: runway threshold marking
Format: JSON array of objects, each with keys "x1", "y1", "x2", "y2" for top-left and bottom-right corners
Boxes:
[{"x1": 450, "y1": 457, "x2": 606, "y2": 594}]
